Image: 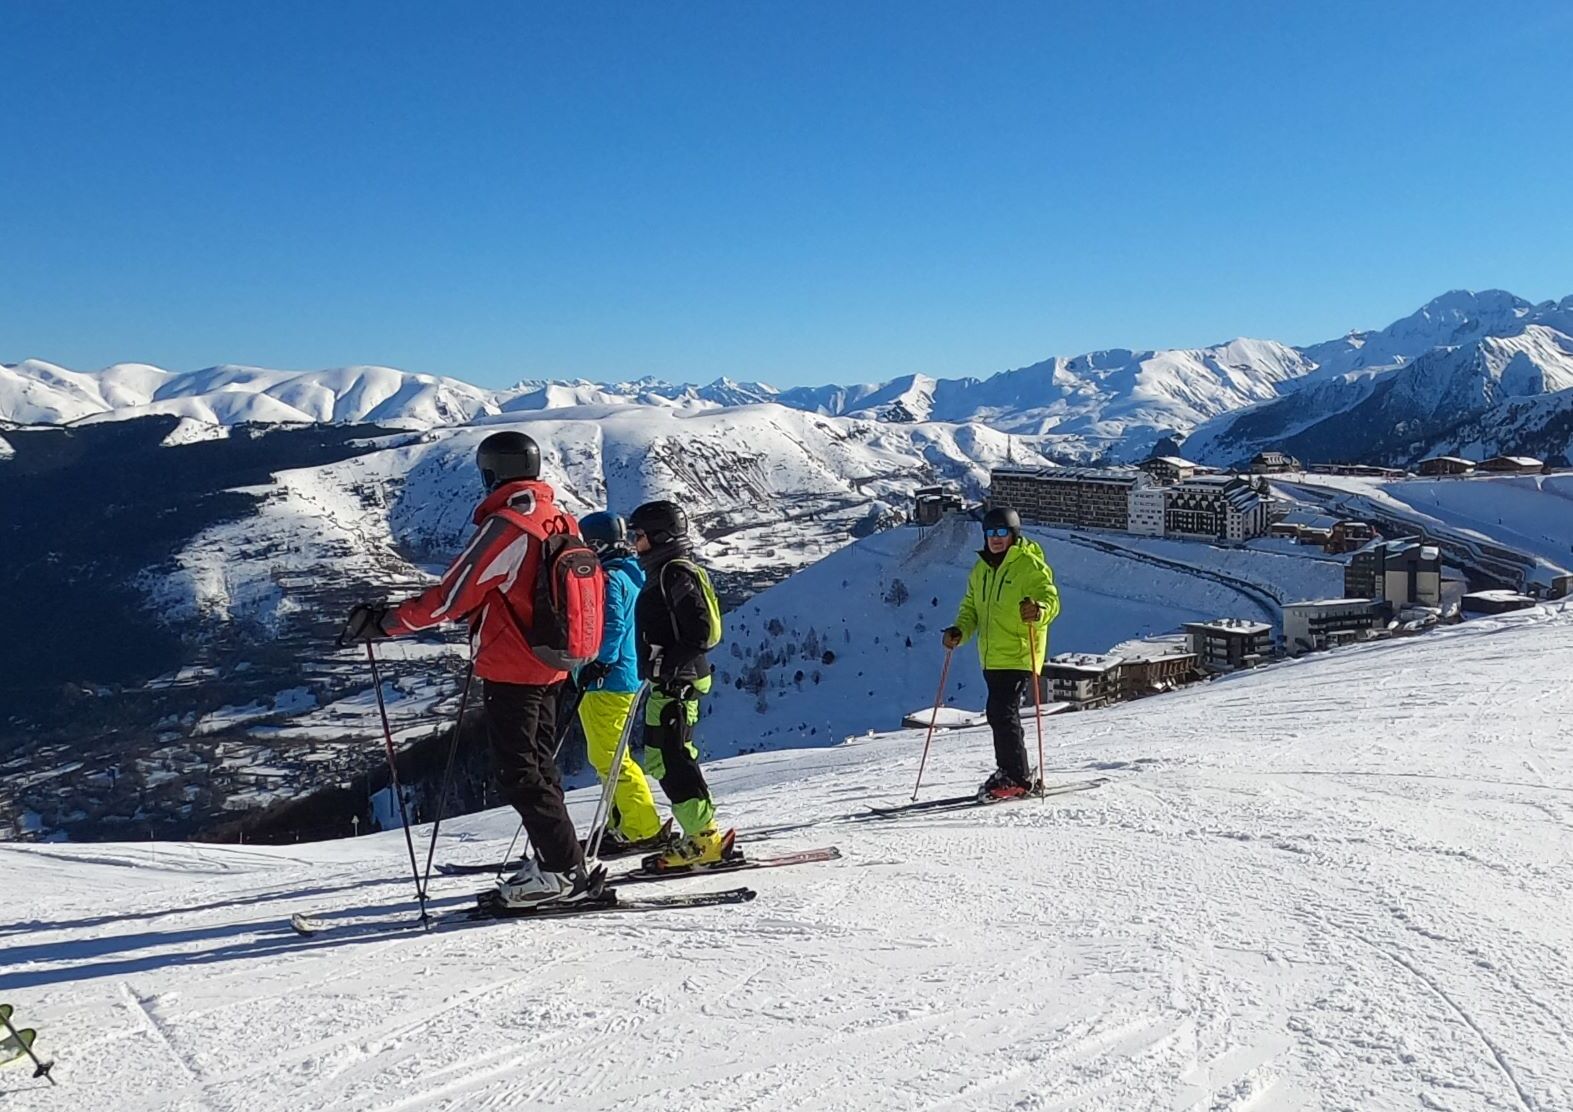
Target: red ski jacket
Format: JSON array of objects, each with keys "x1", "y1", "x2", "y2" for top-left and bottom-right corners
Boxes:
[{"x1": 385, "y1": 480, "x2": 579, "y2": 685}]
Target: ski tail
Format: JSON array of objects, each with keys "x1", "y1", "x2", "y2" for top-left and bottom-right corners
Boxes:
[{"x1": 0, "y1": 1028, "x2": 37, "y2": 1068}]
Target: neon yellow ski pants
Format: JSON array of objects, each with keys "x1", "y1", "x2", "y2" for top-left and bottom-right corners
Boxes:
[{"x1": 577, "y1": 689, "x2": 664, "y2": 841}]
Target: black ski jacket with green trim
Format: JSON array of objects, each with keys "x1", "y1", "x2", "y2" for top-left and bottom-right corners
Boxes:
[{"x1": 634, "y1": 539, "x2": 712, "y2": 689}]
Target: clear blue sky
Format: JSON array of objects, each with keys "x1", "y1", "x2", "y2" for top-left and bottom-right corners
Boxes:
[{"x1": 3, "y1": 1, "x2": 1569, "y2": 389}]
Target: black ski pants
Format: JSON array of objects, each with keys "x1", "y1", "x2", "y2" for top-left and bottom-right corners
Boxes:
[
  {"x1": 983, "y1": 669, "x2": 1035, "y2": 784},
  {"x1": 483, "y1": 679, "x2": 583, "y2": 873}
]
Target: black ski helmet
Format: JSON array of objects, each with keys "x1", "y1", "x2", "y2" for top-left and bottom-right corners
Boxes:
[
  {"x1": 982, "y1": 505, "x2": 1022, "y2": 537},
  {"x1": 578, "y1": 510, "x2": 628, "y2": 552},
  {"x1": 476, "y1": 431, "x2": 541, "y2": 490},
  {"x1": 629, "y1": 500, "x2": 688, "y2": 545}
]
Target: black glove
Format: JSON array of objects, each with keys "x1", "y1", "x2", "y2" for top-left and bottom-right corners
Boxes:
[
  {"x1": 339, "y1": 604, "x2": 391, "y2": 645},
  {"x1": 577, "y1": 660, "x2": 612, "y2": 688},
  {"x1": 941, "y1": 626, "x2": 963, "y2": 649},
  {"x1": 657, "y1": 679, "x2": 697, "y2": 702}
]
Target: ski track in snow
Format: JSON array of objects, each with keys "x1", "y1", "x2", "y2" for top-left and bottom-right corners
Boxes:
[{"x1": 3, "y1": 606, "x2": 1572, "y2": 1110}]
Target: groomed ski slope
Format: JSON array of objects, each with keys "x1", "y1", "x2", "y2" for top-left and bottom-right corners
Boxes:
[{"x1": 3, "y1": 606, "x2": 1572, "y2": 1111}]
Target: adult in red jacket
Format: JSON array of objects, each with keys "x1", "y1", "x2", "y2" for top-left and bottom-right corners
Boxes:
[{"x1": 340, "y1": 431, "x2": 604, "y2": 908}]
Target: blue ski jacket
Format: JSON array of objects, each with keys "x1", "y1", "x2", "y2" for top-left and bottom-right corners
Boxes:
[{"x1": 581, "y1": 554, "x2": 645, "y2": 694}]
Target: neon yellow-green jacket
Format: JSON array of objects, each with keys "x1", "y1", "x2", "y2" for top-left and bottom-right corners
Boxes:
[{"x1": 953, "y1": 538, "x2": 1060, "y2": 670}]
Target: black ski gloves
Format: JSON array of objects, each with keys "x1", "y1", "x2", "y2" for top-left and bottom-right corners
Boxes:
[
  {"x1": 577, "y1": 660, "x2": 612, "y2": 688},
  {"x1": 942, "y1": 626, "x2": 963, "y2": 649},
  {"x1": 657, "y1": 679, "x2": 698, "y2": 702},
  {"x1": 339, "y1": 604, "x2": 392, "y2": 645}
]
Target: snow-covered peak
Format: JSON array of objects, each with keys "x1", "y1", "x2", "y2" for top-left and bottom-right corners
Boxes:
[{"x1": 5, "y1": 289, "x2": 1570, "y2": 464}]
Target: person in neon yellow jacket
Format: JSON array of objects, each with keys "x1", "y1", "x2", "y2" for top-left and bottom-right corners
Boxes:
[{"x1": 942, "y1": 506, "x2": 1061, "y2": 798}]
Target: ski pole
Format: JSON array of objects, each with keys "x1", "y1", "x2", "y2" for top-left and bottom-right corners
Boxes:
[
  {"x1": 419, "y1": 658, "x2": 476, "y2": 897},
  {"x1": 911, "y1": 647, "x2": 954, "y2": 801},
  {"x1": 365, "y1": 643, "x2": 430, "y2": 924},
  {"x1": 0, "y1": 1011, "x2": 54, "y2": 1085},
  {"x1": 583, "y1": 683, "x2": 649, "y2": 863},
  {"x1": 1026, "y1": 608, "x2": 1046, "y2": 802}
]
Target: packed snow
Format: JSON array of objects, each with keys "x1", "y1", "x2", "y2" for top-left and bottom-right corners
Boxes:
[{"x1": 3, "y1": 602, "x2": 1570, "y2": 1110}]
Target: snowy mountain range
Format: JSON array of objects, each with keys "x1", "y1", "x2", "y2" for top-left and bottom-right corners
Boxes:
[
  {"x1": 1184, "y1": 290, "x2": 1573, "y2": 466},
  {"x1": 7, "y1": 289, "x2": 1572, "y2": 464}
]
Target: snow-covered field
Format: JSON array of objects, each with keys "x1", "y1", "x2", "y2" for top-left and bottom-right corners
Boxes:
[{"x1": 5, "y1": 603, "x2": 1570, "y2": 1111}]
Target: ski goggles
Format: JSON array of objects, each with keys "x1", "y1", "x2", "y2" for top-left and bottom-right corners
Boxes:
[{"x1": 984, "y1": 527, "x2": 1013, "y2": 538}]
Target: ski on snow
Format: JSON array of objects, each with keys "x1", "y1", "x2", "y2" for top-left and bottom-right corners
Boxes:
[
  {"x1": 289, "y1": 885, "x2": 756, "y2": 938},
  {"x1": 611, "y1": 845, "x2": 841, "y2": 885},
  {"x1": 439, "y1": 843, "x2": 842, "y2": 883},
  {"x1": 860, "y1": 777, "x2": 1109, "y2": 820},
  {"x1": 437, "y1": 820, "x2": 681, "y2": 876},
  {"x1": 0, "y1": 1004, "x2": 54, "y2": 1083},
  {"x1": 0, "y1": 1028, "x2": 38, "y2": 1069}
]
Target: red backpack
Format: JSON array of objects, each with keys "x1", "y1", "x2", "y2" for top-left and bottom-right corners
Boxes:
[{"x1": 495, "y1": 510, "x2": 606, "y2": 672}]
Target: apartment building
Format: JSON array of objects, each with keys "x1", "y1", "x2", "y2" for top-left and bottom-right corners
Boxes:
[{"x1": 988, "y1": 466, "x2": 1143, "y2": 530}]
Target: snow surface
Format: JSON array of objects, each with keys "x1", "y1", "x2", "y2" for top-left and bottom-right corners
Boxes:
[{"x1": 3, "y1": 603, "x2": 1570, "y2": 1110}]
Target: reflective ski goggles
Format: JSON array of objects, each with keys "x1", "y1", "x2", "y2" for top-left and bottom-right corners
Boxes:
[{"x1": 983, "y1": 527, "x2": 1013, "y2": 538}]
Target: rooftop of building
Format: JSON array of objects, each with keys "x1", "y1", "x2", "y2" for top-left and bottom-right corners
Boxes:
[
  {"x1": 1185, "y1": 618, "x2": 1274, "y2": 635},
  {"x1": 1463, "y1": 590, "x2": 1538, "y2": 603},
  {"x1": 1282, "y1": 598, "x2": 1383, "y2": 611},
  {"x1": 1108, "y1": 634, "x2": 1192, "y2": 659},
  {"x1": 1353, "y1": 536, "x2": 1440, "y2": 562},
  {"x1": 990, "y1": 464, "x2": 1146, "y2": 485},
  {"x1": 1482, "y1": 455, "x2": 1544, "y2": 467},
  {"x1": 1046, "y1": 652, "x2": 1124, "y2": 674},
  {"x1": 1275, "y1": 510, "x2": 1343, "y2": 530}
]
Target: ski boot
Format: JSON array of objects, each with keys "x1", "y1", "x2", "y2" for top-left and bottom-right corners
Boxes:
[
  {"x1": 978, "y1": 768, "x2": 1039, "y2": 802},
  {"x1": 495, "y1": 859, "x2": 608, "y2": 909},
  {"x1": 600, "y1": 816, "x2": 678, "y2": 859},
  {"x1": 641, "y1": 827, "x2": 737, "y2": 873}
]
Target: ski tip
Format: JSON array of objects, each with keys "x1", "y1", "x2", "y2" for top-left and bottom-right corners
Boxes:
[{"x1": 289, "y1": 913, "x2": 324, "y2": 936}]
